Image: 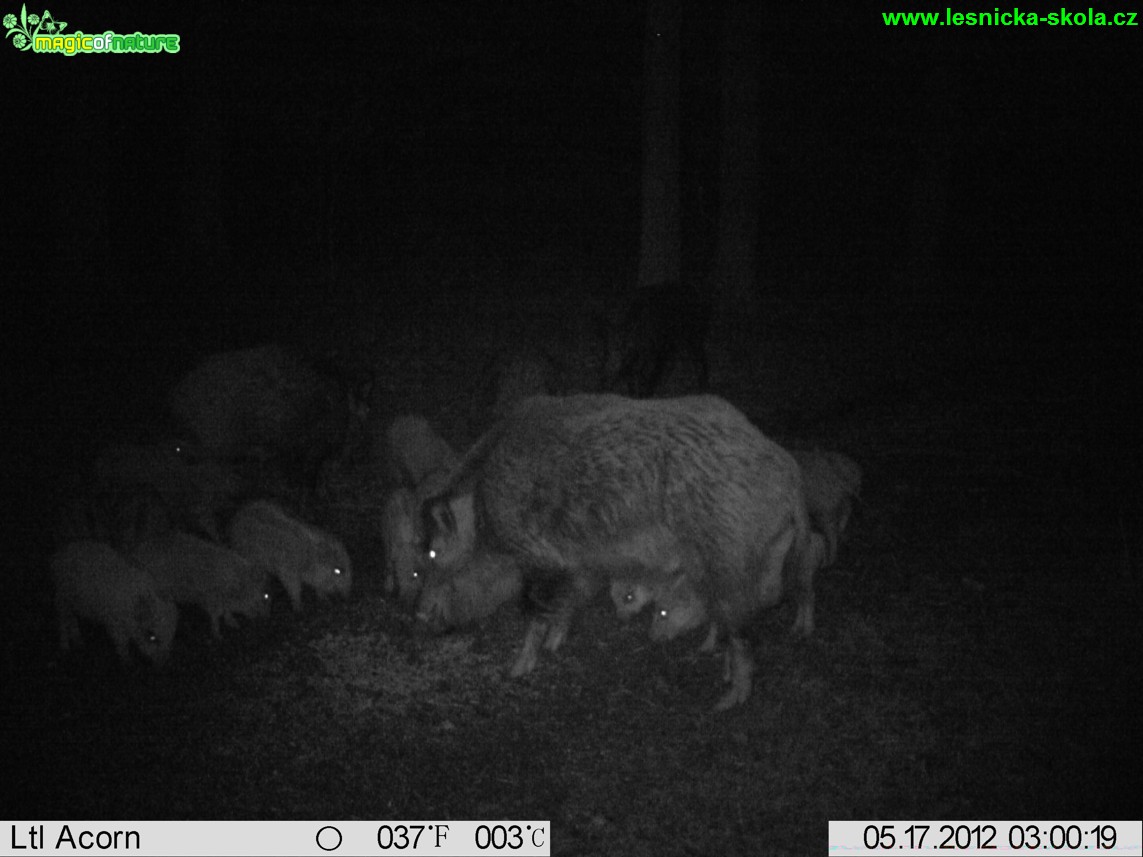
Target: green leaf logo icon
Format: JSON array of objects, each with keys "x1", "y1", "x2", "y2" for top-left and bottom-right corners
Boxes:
[{"x1": 4, "y1": 5, "x2": 67, "y2": 51}]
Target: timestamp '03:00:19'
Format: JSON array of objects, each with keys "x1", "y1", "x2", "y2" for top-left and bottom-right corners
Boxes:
[{"x1": 863, "y1": 822, "x2": 1120, "y2": 851}]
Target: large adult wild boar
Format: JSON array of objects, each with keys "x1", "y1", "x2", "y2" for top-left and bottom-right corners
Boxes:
[
  {"x1": 50, "y1": 540, "x2": 179, "y2": 666},
  {"x1": 422, "y1": 394, "x2": 816, "y2": 711},
  {"x1": 169, "y1": 345, "x2": 367, "y2": 492}
]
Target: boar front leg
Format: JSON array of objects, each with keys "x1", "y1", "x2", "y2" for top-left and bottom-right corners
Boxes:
[{"x1": 713, "y1": 636, "x2": 754, "y2": 712}]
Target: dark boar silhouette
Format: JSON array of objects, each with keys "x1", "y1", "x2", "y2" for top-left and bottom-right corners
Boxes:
[
  {"x1": 87, "y1": 440, "x2": 243, "y2": 542},
  {"x1": 170, "y1": 345, "x2": 368, "y2": 493},
  {"x1": 790, "y1": 450, "x2": 862, "y2": 567},
  {"x1": 604, "y1": 282, "x2": 710, "y2": 397}
]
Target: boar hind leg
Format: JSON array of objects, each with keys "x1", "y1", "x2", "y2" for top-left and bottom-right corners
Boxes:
[
  {"x1": 714, "y1": 636, "x2": 754, "y2": 712},
  {"x1": 542, "y1": 619, "x2": 569, "y2": 654},
  {"x1": 510, "y1": 619, "x2": 549, "y2": 677},
  {"x1": 541, "y1": 598, "x2": 581, "y2": 654},
  {"x1": 699, "y1": 622, "x2": 720, "y2": 653},
  {"x1": 511, "y1": 581, "x2": 586, "y2": 674},
  {"x1": 791, "y1": 532, "x2": 825, "y2": 637},
  {"x1": 824, "y1": 497, "x2": 853, "y2": 565},
  {"x1": 541, "y1": 570, "x2": 595, "y2": 654}
]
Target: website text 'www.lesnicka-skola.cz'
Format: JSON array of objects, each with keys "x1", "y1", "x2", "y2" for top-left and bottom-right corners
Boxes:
[{"x1": 882, "y1": 8, "x2": 1138, "y2": 26}]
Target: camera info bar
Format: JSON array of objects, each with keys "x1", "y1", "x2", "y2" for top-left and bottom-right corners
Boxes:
[{"x1": 3, "y1": 821, "x2": 550, "y2": 856}]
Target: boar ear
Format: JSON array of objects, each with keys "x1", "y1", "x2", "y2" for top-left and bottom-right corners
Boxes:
[
  {"x1": 415, "y1": 467, "x2": 450, "y2": 500},
  {"x1": 430, "y1": 501, "x2": 457, "y2": 536}
]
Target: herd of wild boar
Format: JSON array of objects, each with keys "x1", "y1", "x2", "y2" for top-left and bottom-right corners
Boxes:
[
  {"x1": 50, "y1": 294, "x2": 863, "y2": 711},
  {"x1": 51, "y1": 345, "x2": 358, "y2": 666}
]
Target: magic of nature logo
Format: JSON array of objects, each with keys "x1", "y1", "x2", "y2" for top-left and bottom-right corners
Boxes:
[{"x1": 4, "y1": 5, "x2": 180, "y2": 54}]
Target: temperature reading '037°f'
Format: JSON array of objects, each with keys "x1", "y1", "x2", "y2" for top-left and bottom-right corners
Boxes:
[{"x1": 376, "y1": 824, "x2": 443, "y2": 850}]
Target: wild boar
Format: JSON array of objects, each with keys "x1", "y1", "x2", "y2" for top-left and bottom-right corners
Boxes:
[
  {"x1": 51, "y1": 540, "x2": 179, "y2": 666},
  {"x1": 227, "y1": 500, "x2": 352, "y2": 611},
  {"x1": 380, "y1": 414, "x2": 460, "y2": 493},
  {"x1": 170, "y1": 345, "x2": 368, "y2": 493},
  {"x1": 636, "y1": 531, "x2": 828, "y2": 652},
  {"x1": 423, "y1": 393, "x2": 816, "y2": 711},
  {"x1": 130, "y1": 533, "x2": 271, "y2": 638},
  {"x1": 381, "y1": 486, "x2": 421, "y2": 602},
  {"x1": 415, "y1": 549, "x2": 524, "y2": 633},
  {"x1": 92, "y1": 440, "x2": 243, "y2": 541},
  {"x1": 791, "y1": 449, "x2": 862, "y2": 567},
  {"x1": 603, "y1": 282, "x2": 711, "y2": 397}
]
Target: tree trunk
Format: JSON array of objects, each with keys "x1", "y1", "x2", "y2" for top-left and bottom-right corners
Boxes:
[
  {"x1": 635, "y1": 0, "x2": 682, "y2": 291},
  {"x1": 708, "y1": 0, "x2": 762, "y2": 345},
  {"x1": 179, "y1": 3, "x2": 232, "y2": 289}
]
